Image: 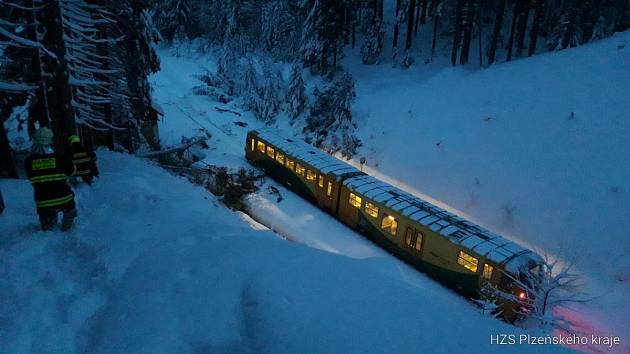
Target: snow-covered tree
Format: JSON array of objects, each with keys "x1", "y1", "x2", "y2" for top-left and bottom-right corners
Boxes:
[
  {"x1": 300, "y1": 0, "x2": 351, "y2": 75},
  {"x1": 285, "y1": 64, "x2": 309, "y2": 122},
  {"x1": 304, "y1": 73, "x2": 361, "y2": 159},
  {"x1": 360, "y1": 3, "x2": 384, "y2": 65},
  {"x1": 490, "y1": 256, "x2": 589, "y2": 331},
  {"x1": 261, "y1": 1, "x2": 301, "y2": 61}
]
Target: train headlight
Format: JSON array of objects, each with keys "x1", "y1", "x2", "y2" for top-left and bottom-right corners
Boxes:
[{"x1": 518, "y1": 291, "x2": 527, "y2": 300}]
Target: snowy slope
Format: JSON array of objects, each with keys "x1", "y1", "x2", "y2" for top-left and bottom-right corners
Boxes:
[
  {"x1": 146, "y1": 34, "x2": 630, "y2": 352},
  {"x1": 0, "y1": 152, "x2": 573, "y2": 354},
  {"x1": 346, "y1": 31, "x2": 630, "y2": 336}
]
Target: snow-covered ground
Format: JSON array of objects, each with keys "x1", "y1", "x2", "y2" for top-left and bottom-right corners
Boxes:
[
  {"x1": 2, "y1": 30, "x2": 626, "y2": 354},
  {"x1": 148, "y1": 32, "x2": 629, "y2": 352},
  {"x1": 346, "y1": 31, "x2": 630, "y2": 337},
  {"x1": 1, "y1": 152, "x2": 569, "y2": 354}
]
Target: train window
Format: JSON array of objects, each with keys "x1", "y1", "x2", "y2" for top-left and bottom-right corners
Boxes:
[
  {"x1": 306, "y1": 169, "x2": 316, "y2": 182},
  {"x1": 457, "y1": 251, "x2": 478, "y2": 273},
  {"x1": 405, "y1": 227, "x2": 414, "y2": 246},
  {"x1": 257, "y1": 141, "x2": 266, "y2": 153},
  {"x1": 349, "y1": 193, "x2": 362, "y2": 208},
  {"x1": 327, "y1": 182, "x2": 333, "y2": 197},
  {"x1": 415, "y1": 232, "x2": 423, "y2": 251},
  {"x1": 296, "y1": 163, "x2": 305, "y2": 176},
  {"x1": 276, "y1": 152, "x2": 285, "y2": 164},
  {"x1": 250, "y1": 138, "x2": 255, "y2": 151},
  {"x1": 365, "y1": 201, "x2": 379, "y2": 218},
  {"x1": 381, "y1": 214, "x2": 398, "y2": 236},
  {"x1": 318, "y1": 175, "x2": 324, "y2": 188},
  {"x1": 286, "y1": 158, "x2": 295, "y2": 170},
  {"x1": 483, "y1": 263, "x2": 493, "y2": 280},
  {"x1": 266, "y1": 146, "x2": 275, "y2": 158}
]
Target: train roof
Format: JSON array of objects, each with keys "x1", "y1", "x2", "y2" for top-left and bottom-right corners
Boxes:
[
  {"x1": 253, "y1": 128, "x2": 362, "y2": 178},
  {"x1": 343, "y1": 174, "x2": 542, "y2": 271},
  {"x1": 251, "y1": 128, "x2": 541, "y2": 272}
]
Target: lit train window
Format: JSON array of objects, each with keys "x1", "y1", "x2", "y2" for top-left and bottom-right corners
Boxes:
[
  {"x1": 381, "y1": 214, "x2": 398, "y2": 236},
  {"x1": 318, "y1": 175, "x2": 324, "y2": 188},
  {"x1": 286, "y1": 158, "x2": 295, "y2": 170},
  {"x1": 276, "y1": 152, "x2": 285, "y2": 164},
  {"x1": 257, "y1": 141, "x2": 266, "y2": 153},
  {"x1": 250, "y1": 138, "x2": 255, "y2": 151},
  {"x1": 306, "y1": 169, "x2": 316, "y2": 182},
  {"x1": 365, "y1": 202, "x2": 379, "y2": 218},
  {"x1": 349, "y1": 193, "x2": 362, "y2": 208},
  {"x1": 327, "y1": 182, "x2": 333, "y2": 197},
  {"x1": 296, "y1": 163, "x2": 305, "y2": 176},
  {"x1": 457, "y1": 251, "x2": 478, "y2": 273},
  {"x1": 267, "y1": 146, "x2": 275, "y2": 158},
  {"x1": 483, "y1": 263, "x2": 493, "y2": 280}
]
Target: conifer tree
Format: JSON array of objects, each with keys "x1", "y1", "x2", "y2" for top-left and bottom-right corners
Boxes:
[{"x1": 286, "y1": 65, "x2": 309, "y2": 123}]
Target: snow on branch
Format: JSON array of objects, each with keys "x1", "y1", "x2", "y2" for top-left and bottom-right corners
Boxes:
[
  {"x1": 0, "y1": 80, "x2": 37, "y2": 92},
  {"x1": 0, "y1": 26, "x2": 57, "y2": 59}
]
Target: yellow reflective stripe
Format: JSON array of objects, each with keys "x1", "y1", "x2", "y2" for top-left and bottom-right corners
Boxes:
[
  {"x1": 32, "y1": 158, "x2": 57, "y2": 170},
  {"x1": 73, "y1": 152, "x2": 88, "y2": 158},
  {"x1": 30, "y1": 174, "x2": 67, "y2": 183},
  {"x1": 73, "y1": 157, "x2": 92, "y2": 164},
  {"x1": 36, "y1": 194, "x2": 73, "y2": 208},
  {"x1": 75, "y1": 170, "x2": 91, "y2": 175}
]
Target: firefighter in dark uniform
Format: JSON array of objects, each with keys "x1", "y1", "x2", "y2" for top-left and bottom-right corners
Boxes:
[
  {"x1": 67, "y1": 135, "x2": 99, "y2": 185},
  {"x1": 24, "y1": 127, "x2": 77, "y2": 231}
]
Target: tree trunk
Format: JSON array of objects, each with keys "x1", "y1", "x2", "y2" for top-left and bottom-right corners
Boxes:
[
  {"x1": 38, "y1": 0, "x2": 76, "y2": 152},
  {"x1": 515, "y1": 0, "x2": 531, "y2": 57},
  {"x1": 393, "y1": 0, "x2": 402, "y2": 49},
  {"x1": 528, "y1": 0, "x2": 545, "y2": 56},
  {"x1": 451, "y1": 0, "x2": 466, "y2": 66},
  {"x1": 488, "y1": 0, "x2": 507, "y2": 64},
  {"x1": 431, "y1": 2, "x2": 441, "y2": 60},
  {"x1": 405, "y1": 0, "x2": 417, "y2": 50},
  {"x1": 506, "y1": 0, "x2": 521, "y2": 61},
  {"x1": 0, "y1": 119, "x2": 18, "y2": 178},
  {"x1": 460, "y1": 0, "x2": 477, "y2": 65}
]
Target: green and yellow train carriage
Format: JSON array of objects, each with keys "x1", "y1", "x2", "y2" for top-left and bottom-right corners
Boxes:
[{"x1": 246, "y1": 128, "x2": 542, "y2": 321}]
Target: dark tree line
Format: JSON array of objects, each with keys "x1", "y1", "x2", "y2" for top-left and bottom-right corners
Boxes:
[
  {"x1": 1, "y1": 0, "x2": 160, "y2": 177},
  {"x1": 147, "y1": 0, "x2": 629, "y2": 71}
]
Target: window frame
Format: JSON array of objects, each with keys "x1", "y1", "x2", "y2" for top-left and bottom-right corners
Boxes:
[
  {"x1": 286, "y1": 158, "x2": 295, "y2": 170},
  {"x1": 365, "y1": 201, "x2": 379, "y2": 218},
  {"x1": 276, "y1": 151, "x2": 285, "y2": 164},
  {"x1": 257, "y1": 141, "x2": 266, "y2": 153},
  {"x1": 266, "y1": 146, "x2": 275, "y2": 159},
  {"x1": 349, "y1": 192, "x2": 362, "y2": 208},
  {"x1": 457, "y1": 251, "x2": 479, "y2": 273},
  {"x1": 306, "y1": 169, "x2": 316, "y2": 182},
  {"x1": 482, "y1": 263, "x2": 494, "y2": 280},
  {"x1": 380, "y1": 213, "x2": 398, "y2": 236},
  {"x1": 295, "y1": 163, "x2": 305, "y2": 176}
]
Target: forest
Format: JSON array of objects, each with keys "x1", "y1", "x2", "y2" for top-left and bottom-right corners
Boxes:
[{"x1": 1, "y1": 0, "x2": 629, "y2": 176}]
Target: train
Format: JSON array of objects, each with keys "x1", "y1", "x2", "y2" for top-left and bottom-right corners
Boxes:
[{"x1": 245, "y1": 128, "x2": 543, "y2": 321}]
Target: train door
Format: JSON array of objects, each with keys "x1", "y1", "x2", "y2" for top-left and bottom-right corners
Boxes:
[
  {"x1": 336, "y1": 183, "x2": 360, "y2": 228},
  {"x1": 316, "y1": 173, "x2": 335, "y2": 213}
]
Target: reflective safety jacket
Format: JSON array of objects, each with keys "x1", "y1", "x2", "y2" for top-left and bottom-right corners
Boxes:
[
  {"x1": 69, "y1": 142, "x2": 98, "y2": 177},
  {"x1": 24, "y1": 153, "x2": 76, "y2": 211}
]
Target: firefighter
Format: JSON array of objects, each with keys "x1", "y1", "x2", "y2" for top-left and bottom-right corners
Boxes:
[
  {"x1": 67, "y1": 135, "x2": 99, "y2": 185},
  {"x1": 24, "y1": 127, "x2": 77, "y2": 231}
]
